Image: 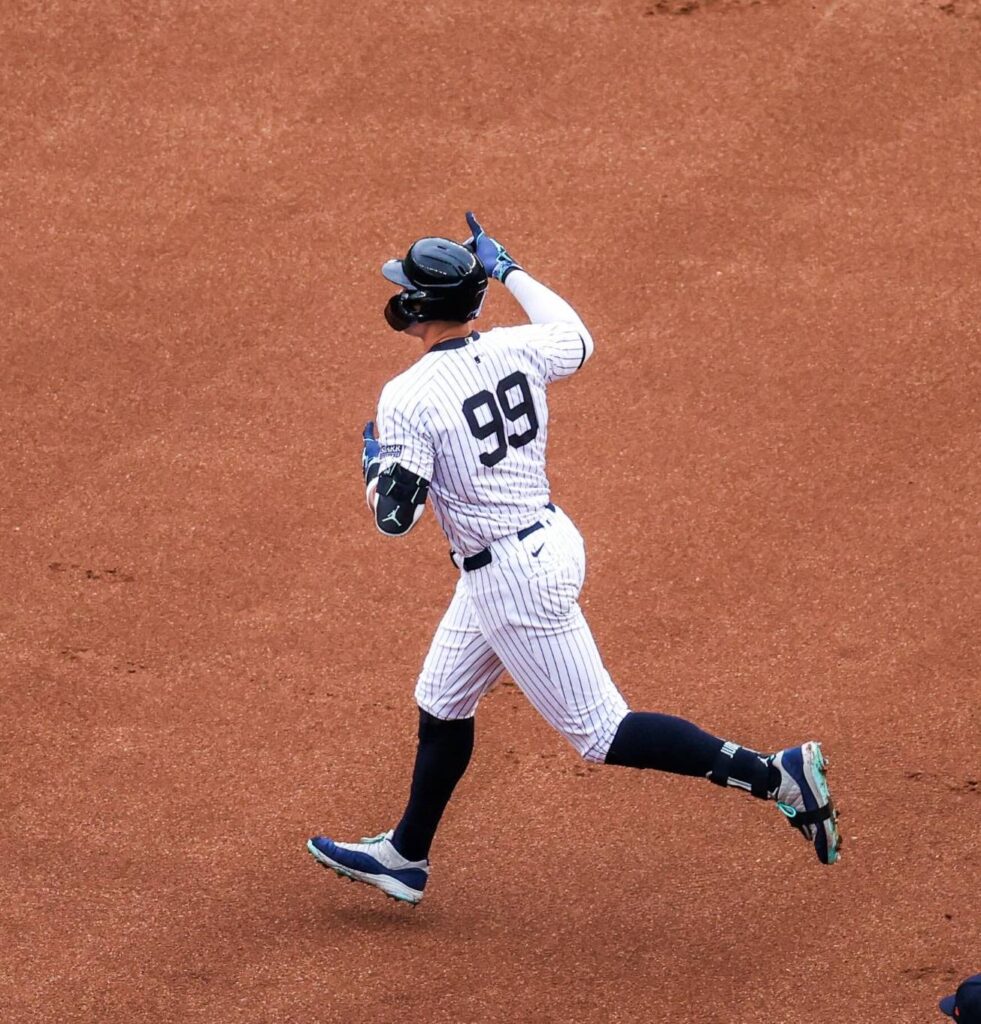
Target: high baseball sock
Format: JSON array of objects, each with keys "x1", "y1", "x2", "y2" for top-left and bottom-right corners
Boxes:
[
  {"x1": 604, "y1": 712, "x2": 779, "y2": 798},
  {"x1": 391, "y1": 709, "x2": 474, "y2": 862}
]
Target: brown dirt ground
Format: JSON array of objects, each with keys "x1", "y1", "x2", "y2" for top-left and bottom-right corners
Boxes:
[{"x1": 2, "y1": 1, "x2": 979, "y2": 1022}]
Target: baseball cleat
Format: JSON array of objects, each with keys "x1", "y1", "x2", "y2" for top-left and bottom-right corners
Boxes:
[
  {"x1": 306, "y1": 830, "x2": 429, "y2": 904},
  {"x1": 771, "y1": 741, "x2": 842, "y2": 865}
]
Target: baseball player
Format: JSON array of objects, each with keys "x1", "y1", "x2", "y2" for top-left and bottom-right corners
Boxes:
[{"x1": 307, "y1": 213, "x2": 842, "y2": 904}]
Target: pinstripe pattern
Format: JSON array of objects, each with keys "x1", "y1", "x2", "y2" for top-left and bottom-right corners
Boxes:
[
  {"x1": 415, "y1": 507, "x2": 629, "y2": 762},
  {"x1": 415, "y1": 573, "x2": 506, "y2": 719},
  {"x1": 376, "y1": 324, "x2": 586, "y2": 556},
  {"x1": 383, "y1": 319, "x2": 626, "y2": 761}
]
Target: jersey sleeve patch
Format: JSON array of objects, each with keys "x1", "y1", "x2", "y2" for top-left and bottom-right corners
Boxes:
[{"x1": 376, "y1": 383, "x2": 436, "y2": 481}]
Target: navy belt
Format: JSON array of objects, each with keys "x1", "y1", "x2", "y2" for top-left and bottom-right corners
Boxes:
[{"x1": 454, "y1": 503, "x2": 555, "y2": 572}]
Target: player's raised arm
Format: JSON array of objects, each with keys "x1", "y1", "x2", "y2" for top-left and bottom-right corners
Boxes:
[{"x1": 464, "y1": 211, "x2": 595, "y2": 366}]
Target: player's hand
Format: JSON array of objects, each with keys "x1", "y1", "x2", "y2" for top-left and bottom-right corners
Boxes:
[
  {"x1": 464, "y1": 211, "x2": 522, "y2": 282},
  {"x1": 362, "y1": 421, "x2": 381, "y2": 479}
]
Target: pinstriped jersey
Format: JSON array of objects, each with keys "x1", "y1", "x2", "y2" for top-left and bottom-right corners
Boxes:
[{"x1": 375, "y1": 323, "x2": 589, "y2": 556}]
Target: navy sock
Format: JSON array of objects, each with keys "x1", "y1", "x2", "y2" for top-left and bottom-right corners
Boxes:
[
  {"x1": 605, "y1": 711, "x2": 723, "y2": 775},
  {"x1": 605, "y1": 711, "x2": 777, "y2": 797},
  {"x1": 391, "y1": 709, "x2": 474, "y2": 861}
]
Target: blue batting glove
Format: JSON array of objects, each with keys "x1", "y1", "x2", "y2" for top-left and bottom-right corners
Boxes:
[
  {"x1": 362, "y1": 421, "x2": 381, "y2": 479},
  {"x1": 465, "y1": 211, "x2": 522, "y2": 282}
]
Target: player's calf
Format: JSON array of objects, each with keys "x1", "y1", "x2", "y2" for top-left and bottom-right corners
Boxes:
[{"x1": 604, "y1": 712, "x2": 841, "y2": 865}]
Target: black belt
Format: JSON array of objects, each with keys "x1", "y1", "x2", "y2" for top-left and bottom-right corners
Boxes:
[{"x1": 454, "y1": 503, "x2": 555, "y2": 572}]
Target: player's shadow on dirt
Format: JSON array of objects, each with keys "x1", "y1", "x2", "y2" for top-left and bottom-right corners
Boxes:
[
  {"x1": 313, "y1": 900, "x2": 443, "y2": 931},
  {"x1": 294, "y1": 879, "x2": 457, "y2": 937}
]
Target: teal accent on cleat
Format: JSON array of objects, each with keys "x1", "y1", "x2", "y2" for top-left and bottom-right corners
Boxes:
[{"x1": 771, "y1": 741, "x2": 842, "y2": 865}]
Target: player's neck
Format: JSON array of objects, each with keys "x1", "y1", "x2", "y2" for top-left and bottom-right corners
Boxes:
[{"x1": 412, "y1": 320, "x2": 474, "y2": 351}]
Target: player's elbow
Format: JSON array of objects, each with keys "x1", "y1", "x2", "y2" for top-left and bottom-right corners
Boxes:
[
  {"x1": 373, "y1": 501, "x2": 425, "y2": 537},
  {"x1": 372, "y1": 463, "x2": 430, "y2": 539},
  {"x1": 374, "y1": 517, "x2": 413, "y2": 538}
]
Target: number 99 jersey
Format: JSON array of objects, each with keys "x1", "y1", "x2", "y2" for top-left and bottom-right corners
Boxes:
[{"x1": 375, "y1": 322, "x2": 590, "y2": 557}]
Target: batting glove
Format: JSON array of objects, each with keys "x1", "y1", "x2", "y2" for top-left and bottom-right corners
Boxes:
[
  {"x1": 362, "y1": 421, "x2": 381, "y2": 483},
  {"x1": 465, "y1": 211, "x2": 522, "y2": 283}
]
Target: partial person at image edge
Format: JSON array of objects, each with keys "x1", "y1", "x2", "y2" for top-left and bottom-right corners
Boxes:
[{"x1": 940, "y1": 974, "x2": 981, "y2": 1024}]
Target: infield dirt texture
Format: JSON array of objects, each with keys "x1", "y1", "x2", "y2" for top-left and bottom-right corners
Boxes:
[{"x1": 2, "y1": 2, "x2": 978, "y2": 1023}]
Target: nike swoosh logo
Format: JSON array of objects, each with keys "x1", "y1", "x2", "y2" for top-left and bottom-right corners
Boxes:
[{"x1": 531, "y1": 545, "x2": 544, "y2": 558}]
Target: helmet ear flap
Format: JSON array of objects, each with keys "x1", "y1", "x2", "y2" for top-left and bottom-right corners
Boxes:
[
  {"x1": 385, "y1": 289, "x2": 432, "y2": 331},
  {"x1": 384, "y1": 293, "x2": 413, "y2": 332}
]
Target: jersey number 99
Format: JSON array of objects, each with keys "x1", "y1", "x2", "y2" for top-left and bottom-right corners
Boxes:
[{"x1": 462, "y1": 372, "x2": 539, "y2": 468}]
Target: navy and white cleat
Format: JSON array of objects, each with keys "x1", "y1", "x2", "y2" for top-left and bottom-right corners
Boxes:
[
  {"x1": 771, "y1": 741, "x2": 842, "y2": 865},
  {"x1": 306, "y1": 830, "x2": 429, "y2": 904}
]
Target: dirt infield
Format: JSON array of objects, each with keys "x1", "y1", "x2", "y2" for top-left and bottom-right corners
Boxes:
[{"x1": 2, "y1": 2, "x2": 978, "y2": 1022}]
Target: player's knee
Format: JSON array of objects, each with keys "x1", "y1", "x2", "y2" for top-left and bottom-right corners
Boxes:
[{"x1": 579, "y1": 707, "x2": 631, "y2": 764}]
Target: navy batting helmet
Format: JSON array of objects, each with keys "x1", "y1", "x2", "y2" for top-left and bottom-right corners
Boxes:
[
  {"x1": 381, "y1": 237, "x2": 488, "y2": 332},
  {"x1": 940, "y1": 975, "x2": 981, "y2": 1023}
]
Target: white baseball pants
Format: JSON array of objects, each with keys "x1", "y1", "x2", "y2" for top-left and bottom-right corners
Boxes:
[{"x1": 415, "y1": 506, "x2": 629, "y2": 762}]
